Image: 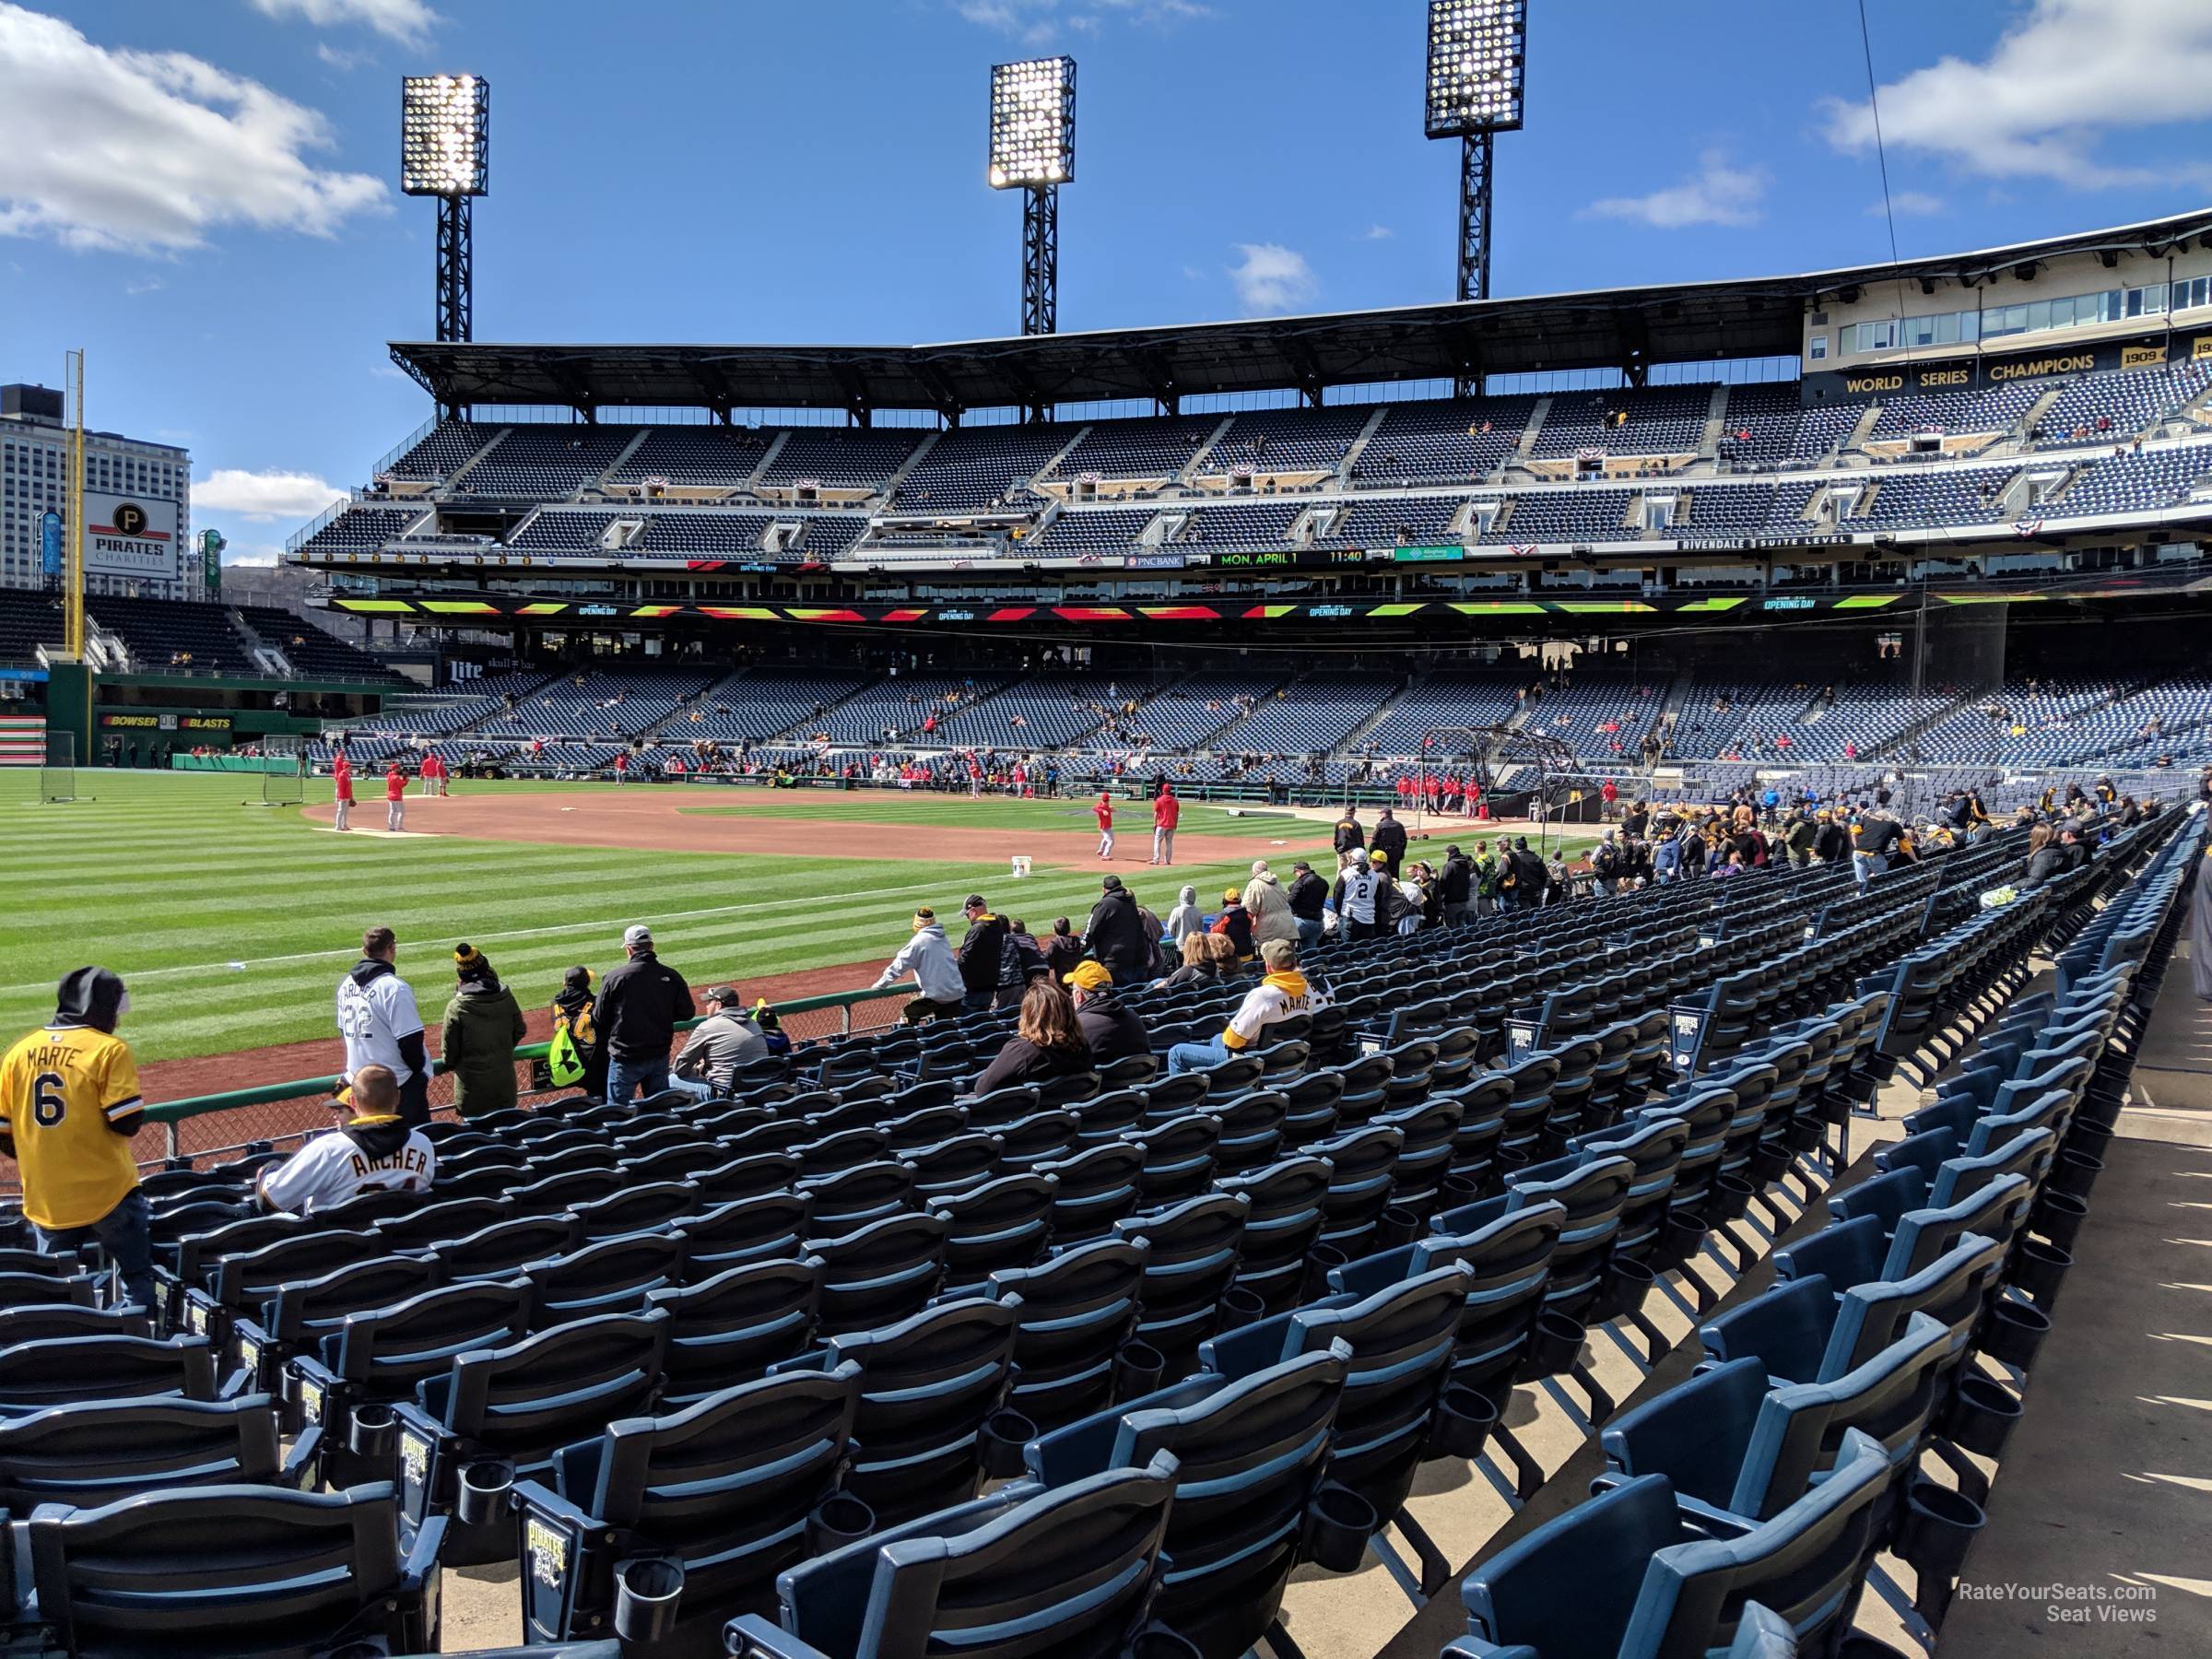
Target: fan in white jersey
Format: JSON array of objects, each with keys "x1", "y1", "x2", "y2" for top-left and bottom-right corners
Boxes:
[{"x1": 256, "y1": 1064, "x2": 436, "y2": 1216}]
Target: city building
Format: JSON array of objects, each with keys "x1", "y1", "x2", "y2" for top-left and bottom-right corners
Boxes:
[{"x1": 1, "y1": 382, "x2": 191, "y2": 601}]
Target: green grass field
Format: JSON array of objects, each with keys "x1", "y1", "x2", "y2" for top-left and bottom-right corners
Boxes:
[{"x1": 0, "y1": 771, "x2": 1362, "y2": 1065}]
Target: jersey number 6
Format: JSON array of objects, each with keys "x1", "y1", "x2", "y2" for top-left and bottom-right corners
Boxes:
[{"x1": 31, "y1": 1072, "x2": 66, "y2": 1127}]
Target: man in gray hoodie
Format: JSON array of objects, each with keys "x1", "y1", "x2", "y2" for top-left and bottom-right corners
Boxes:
[
  {"x1": 873, "y1": 907, "x2": 969, "y2": 1024},
  {"x1": 1242, "y1": 861, "x2": 1298, "y2": 947}
]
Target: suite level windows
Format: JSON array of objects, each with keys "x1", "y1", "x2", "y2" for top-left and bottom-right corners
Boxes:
[{"x1": 1838, "y1": 276, "x2": 2211, "y2": 356}]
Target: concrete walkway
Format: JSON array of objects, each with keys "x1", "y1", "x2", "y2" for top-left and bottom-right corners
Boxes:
[{"x1": 1939, "y1": 951, "x2": 2212, "y2": 1658}]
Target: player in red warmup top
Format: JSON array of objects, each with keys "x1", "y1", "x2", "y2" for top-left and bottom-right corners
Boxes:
[
  {"x1": 332, "y1": 750, "x2": 354, "y2": 832},
  {"x1": 1094, "y1": 790, "x2": 1115, "y2": 860},
  {"x1": 1151, "y1": 782, "x2": 1180, "y2": 865},
  {"x1": 384, "y1": 761, "x2": 407, "y2": 833}
]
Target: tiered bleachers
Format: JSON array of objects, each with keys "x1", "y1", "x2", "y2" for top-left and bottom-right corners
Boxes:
[
  {"x1": 1783, "y1": 678, "x2": 1959, "y2": 763},
  {"x1": 2034, "y1": 360, "x2": 2212, "y2": 445},
  {"x1": 1713, "y1": 383, "x2": 1806, "y2": 468},
  {"x1": 1354, "y1": 397, "x2": 1534, "y2": 484},
  {"x1": 1043, "y1": 417, "x2": 1214, "y2": 483},
  {"x1": 1521, "y1": 673, "x2": 1657, "y2": 756},
  {"x1": 1343, "y1": 495, "x2": 1478, "y2": 547},
  {"x1": 1030, "y1": 506, "x2": 1159, "y2": 556},
  {"x1": 1214, "y1": 674, "x2": 1398, "y2": 754},
  {"x1": 890, "y1": 425, "x2": 1067, "y2": 512},
  {"x1": 1197, "y1": 406, "x2": 1369, "y2": 477},
  {"x1": 0, "y1": 591, "x2": 65, "y2": 663},
  {"x1": 815, "y1": 676, "x2": 1009, "y2": 745},
  {"x1": 607, "y1": 426, "x2": 773, "y2": 487},
  {"x1": 1116, "y1": 673, "x2": 1282, "y2": 749},
  {"x1": 294, "y1": 503, "x2": 424, "y2": 556},
  {"x1": 10, "y1": 807, "x2": 2180, "y2": 1657},
  {"x1": 757, "y1": 428, "x2": 925, "y2": 490},
  {"x1": 85, "y1": 596, "x2": 257, "y2": 677},
  {"x1": 471, "y1": 666, "x2": 715, "y2": 742},
  {"x1": 458, "y1": 425, "x2": 639, "y2": 498},
  {"x1": 1663, "y1": 677, "x2": 1816, "y2": 759},
  {"x1": 1852, "y1": 467, "x2": 2016, "y2": 526},
  {"x1": 352, "y1": 669, "x2": 554, "y2": 736},
  {"x1": 932, "y1": 673, "x2": 1155, "y2": 749},
  {"x1": 385, "y1": 420, "x2": 496, "y2": 480},
  {"x1": 1174, "y1": 501, "x2": 1302, "y2": 547},
  {"x1": 1357, "y1": 672, "x2": 1525, "y2": 753},
  {"x1": 1869, "y1": 380, "x2": 2048, "y2": 440},
  {"x1": 1535, "y1": 384, "x2": 1711, "y2": 458},
  {"x1": 1677, "y1": 482, "x2": 1774, "y2": 537},
  {"x1": 2053, "y1": 440, "x2": 2212, "y2": 516},
  {"x1": 1482, "y1": 488, "x2": 1634, "y2": 543},
  {"x1": 231, "y1": 607, "x2": 401, "y2": 682},
  {"x1": 667, "y1": 670, "x2": 874, "y2": 743}
]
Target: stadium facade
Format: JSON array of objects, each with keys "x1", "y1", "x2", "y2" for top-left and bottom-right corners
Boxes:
[{"x1": 1, "y1": 382, "x2": 192, "y2": 602}]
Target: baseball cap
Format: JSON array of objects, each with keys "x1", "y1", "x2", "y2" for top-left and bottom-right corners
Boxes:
[
  {"x1": 1292, "y1": 859, "x2": 1312, "y2": 871},
  {"x1": 963, "y1": 893, "x2": 986, "y2": 911},
  {"x1": 1259, "y1": 938, "x2": 1298, "y2": 971},
  {"x1": 623, "y1": 924, "x2": 653, "y2": 948},
  {"x1": 1065, "y1": 960, "x2": 1114, "y2": 991},
  {"x1": 1101, "y1": 874, "x2": 1123, "y2": 891},
  {"x1": 1223, "y1": 887, "x2": 1241, "y2": 903},
  {"x1": 1369, "y1": 848, "x2": 1390, "y2": 864},
  {"x1": 703, "y1": 985, "x2": 741, "y2": 1006}
]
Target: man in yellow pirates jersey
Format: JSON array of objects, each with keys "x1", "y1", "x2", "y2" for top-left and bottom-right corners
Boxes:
[{"x1": 0, "y1": 968, "x2": 151, "y2": 1309}]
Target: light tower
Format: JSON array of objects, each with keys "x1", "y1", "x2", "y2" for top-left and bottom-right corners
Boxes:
[
  {"x1": 988, "y1": 55, "x2": 1077, "y2": 343},
  {"x1": 1425, "y1": 0, "x2": 1525, "y2": 392},
  {"x1": 400, "y1": 74, "x2": 490, "y2": 346}
]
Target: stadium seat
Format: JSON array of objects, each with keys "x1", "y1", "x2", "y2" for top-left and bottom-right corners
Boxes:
[
  {"x1": 645, "y1": 1256, "x2": 826, "y2": 1409},
  {"x1": 0, "y1": 1393, "x2": 311, "y2": 1511},
  {"x1": 984, "y1": 1238, "x2": 1157, "y2": 1431}
]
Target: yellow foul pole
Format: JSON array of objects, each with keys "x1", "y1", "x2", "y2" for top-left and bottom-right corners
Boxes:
[{"x1": 65, "y1": 349, "x2": 86, "y2": 660}]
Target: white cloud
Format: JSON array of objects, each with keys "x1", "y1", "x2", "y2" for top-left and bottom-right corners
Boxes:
[
  {"x1": 194, "y1": 468, "x2": 348, "y2": 522},
  {"x1": 1584, "y1": 150, "x2": 1767, "y2": 229},
  {"x1": 221, "y1": 544, "x2": 285, "y2": 567},
  {"x1": 1359, "y1": 223, "x2": 1394, "y2": 241},
  {"x1": 1228, "y1": 242, "x2": 1317, "y2": 312},
  {"x1": 123, "y1": 274, "x2": 164, "y2": 295},
  {"x1": 0, "y1": 5, "x2": 387, "y2": 254},
  {"x1": 247, "y1": 0, "x2": 438, "y2": 46},
  {"x1": 1869, "y1": 191, "x2": 1947, "y2": 218},
  {"x1": 315, "y1": 42, "x2": 374, "y2": 71},
  {"x1": 955, "y1": 0, "x2": 1209, "y2": 41},
  {"x1": 1820, "y1": 0, "x2": 2212, "y2": 188}
]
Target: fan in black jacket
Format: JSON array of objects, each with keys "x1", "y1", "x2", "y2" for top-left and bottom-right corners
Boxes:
[
  {"x1": 954, "y1": 895, "x2": 1009, "y2": 1006},
  {"x1": 1084, "y1": 877, "x2": 1151, "y2": 982}
]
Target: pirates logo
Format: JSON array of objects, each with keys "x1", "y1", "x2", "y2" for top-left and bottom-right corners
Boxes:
[{"x1": 112, "y1": 501, "x2": 148, "y2": 537}]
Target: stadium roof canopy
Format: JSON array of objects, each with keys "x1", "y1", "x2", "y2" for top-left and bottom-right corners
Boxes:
[{"x1": 392, "y1": 207, "x2": 2212, "y2": 420}]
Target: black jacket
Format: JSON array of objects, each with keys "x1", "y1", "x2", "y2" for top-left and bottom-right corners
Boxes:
[
  {"x1": 1438, "y1": 855, "x2": 1473, "y2": 903},
  {"x1": 1040, "y1": 933, "x2": 1086, "y2": 983},
  {"x1": 973, "y1": 1034, "x2": 1095, "y2": 1098},
  {"x1": 1076, "y1": 993, "x2": 1149, "y2": 1065},
  {"x1": 1508, "y1": 848, "x2": 1548, "y2": 895},
  {"x1": 1286, "y1": 869, "x2": 1328, "y2": 921},
  {"x1": 1371, "y1": 818, "x2": 1408, "y2": 866},
  {"x1": 1333, "y1": 817, "x2": 1365, "y2": 853},
  {"x1": 593, "y1": 951, "x2": 694, "y2": 1061},
  {"x1": 1085, "y1": 888, "x2": 1149, "y2": 977},
  {"x1": 956, "y1": 912, "x2": 1010, "y2": 995},
  {"x1": 1814, "y1": 822, "x2": 1850, "y2": 862}
]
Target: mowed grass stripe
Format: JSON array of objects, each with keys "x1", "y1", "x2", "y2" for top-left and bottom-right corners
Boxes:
[{"x1": 0, "y1": 771, "x2": 1333, "y2": 1063}]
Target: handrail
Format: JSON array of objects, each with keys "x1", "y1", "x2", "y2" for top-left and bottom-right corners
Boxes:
[{"x1": 143, "y1": 982, "x2": 908, "y2": 1127}]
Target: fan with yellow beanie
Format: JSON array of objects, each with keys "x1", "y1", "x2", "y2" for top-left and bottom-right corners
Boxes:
[{"x1": 440, "y1": 942, "x2": 528, "y2": 1119}]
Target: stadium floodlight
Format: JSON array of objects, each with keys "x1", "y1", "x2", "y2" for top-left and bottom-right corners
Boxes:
[
  {"x1": 400, "y1": 75, "x2": 489, "y2": 347},
  {"x1": 988, "y1": 56, "x2": 1076, "y2": 190},
  {"x1": 1423, "y1": 0, "x2": 1524, "y2": 389},
  {"x1": 1423, "y1": 0, "x2": 1525, "y2": 137},
  {"x1": 987, "y1": 56, "x2": 1076, "y2": 342}
]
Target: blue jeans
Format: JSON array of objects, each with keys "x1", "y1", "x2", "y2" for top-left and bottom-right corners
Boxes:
[
  {"x1": 1853, "y1": 851, "x2": 1886, "y2": 890},
  {"x1": 666, "y1": 1076, "x2": 716, "y2": 1103},
  {"x1": 1296, "y1": 916, "x2": 1324, "y2": 949},
  {"x1": 37, "y1": 1188, "x2": 155, "y2": 1311},
  {"x1": 1167, "y1": 1036, "x2": 1230, "y2": 1075},
  {"x1": 606, "y1": 1053, "x2": 671, "y2": 1103}
]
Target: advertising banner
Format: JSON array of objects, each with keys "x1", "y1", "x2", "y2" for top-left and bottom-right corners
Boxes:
[{"x1": 84, "y1": 493, "x2": 179, "y2": 582}]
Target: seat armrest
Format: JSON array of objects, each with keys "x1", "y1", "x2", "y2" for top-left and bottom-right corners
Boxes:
[
  {"x1": 401, "y1": 1513, "x2": 449, "y2": 1593},
  {"x1": 281, "y1": 1425, "x2": 323, "y2": 1488},
  {"x1": 726, "y1": 1613, "x2": 836, "y2": 1659}
]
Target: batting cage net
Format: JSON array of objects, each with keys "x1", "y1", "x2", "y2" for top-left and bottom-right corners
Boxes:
[
  {"x1": 39, "y1": 730, "x2": 76, "y2": 804},
  {"x1": 261, "y1": 737, "x2": 306, "y2": 806}
]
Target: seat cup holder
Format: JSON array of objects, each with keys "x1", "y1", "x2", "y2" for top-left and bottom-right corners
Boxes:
[
  {"x1": 1786, "y1": 1117, "x2": 1824, "y2": 1154},
  {"x1": 455, "y1": 1459, "x2": 516, "y2": 1526},
  {"x1": 1600, "y1": 1256, "x2": 1657, "y2": 1319},
  {"x1": 1749, "y1": 1146, "x2": 1790, "y2": 1185},
  {"x1": 1437, "y1": 1172, "x2": 1483, "y2": 1207},
  {"x1": 347, "y1": 1404, "x2": 397, "y2": 1460},
  {"x1": 2065, "y1": 1122, "x2": 2115, "y2": 1161},
  {"x1": 2030, "y1": 1190, "x2": 2088, "y2": 1253},
  {"x1": 1218, "y1": 1286, "x2": 1267, "y2": 1331},
  {"x1": 806, "y1": 1493, "x2": 875, "y2": 1554},
  {"x1": 979, "y1": 1407, "x2": 1038, "y2": 1480},
  {"x1": 2007, "y1": 1238, "x2": 2072, "y2": 1309},
  {"x1": 1977, "y1": 1298, "x2": 2052, "y2": 1371},
  {"x1": 1898, "y1": 1480, "x2": 1985, "y2": 1584},
  {"x1": 1661, "y1": 1212, "x2": 1709, "y2": 1264},
  {"x1": 1710, "y1": 1173, "x2": 1757, "y2": 1221},
  {"x1": 612, "y1": 1555, "x2": 686, "y2": 1646},
  {"x1": 1376, "y1": 1206, "x2": 1422, "y2": 1251},
  {"x1": 1112, "y1": 1340, "x2": 1168, "y2": 1402},
  {"x1": 1128, "y1": 1628, "x2": 1206, "y2": 1659},
  {"x1": 1944, "y1": 1375, "x2": 2024, "y2": 1460},
  {"x1": 1428, "y1": 1383, "x2": 1499, "y2": 1459},
  {"x1": 1496, "y1": 1145, "x2": 1533, "y2": 1178},
  {"x1": 1526, "y1": 1310, "x2": 1587, "y2": 1377},
  {"x1": 2049, "y1": 1148, "x2": 2104, "y2": 1204},
  {"x1": 1301, "y1": 1483, "x2": 1380, "y2": 1573},
  {"x1": 1302, "y1": 1244, "x2": 1350, "y2": 1297}
]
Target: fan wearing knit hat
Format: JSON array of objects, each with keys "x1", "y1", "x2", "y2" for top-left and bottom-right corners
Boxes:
[{"x1": 440, "y1": 942, "x2": 527, "y2": 1119}]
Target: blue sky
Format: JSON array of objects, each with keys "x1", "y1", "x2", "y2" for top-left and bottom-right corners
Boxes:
[{"x1": 4, "y1": 0, "x2": 2209, "y2": 561}]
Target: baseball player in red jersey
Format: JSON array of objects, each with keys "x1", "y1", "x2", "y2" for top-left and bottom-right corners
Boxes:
[
  {"x1": 332, "y1": 751, "x2": 354, "y2": 831},
  {"x1": 384, "y1": 762, "x2": 407, "y2": 833},
  {"x1": 1151, "y1": 783, "x2": 1180, "y2": 866},
  {"x1": 1094, "y1": 790, "x2": 1114, "y2": 860}
]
